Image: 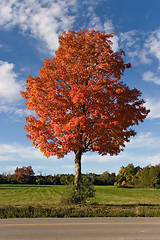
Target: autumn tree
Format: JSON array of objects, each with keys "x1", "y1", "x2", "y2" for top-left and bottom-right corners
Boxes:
[
  {"x1": 14, "y1": 166, "x2": 35, "y2": 183},
  {"x1": 115, "y1": 164, "x2": 141, "y2": 187},
  {"x1": 21, "y1": 29, "x2": 149, "y2": 195}
]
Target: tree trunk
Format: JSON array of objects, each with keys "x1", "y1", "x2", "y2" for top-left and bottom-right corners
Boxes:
[{"x1": 74, "y1": 148, "x2": 82, "y2": 190}]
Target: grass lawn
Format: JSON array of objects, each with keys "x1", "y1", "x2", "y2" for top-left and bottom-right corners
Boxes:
[
  {"x1": 0, "y1": 184, "x2": 66, "y2": 207},
  {"x1": 94, "y1": 186, "x2": 160, "y2": 205},
  {"x1": 1, "y1": 185, "x2": 160, "y2": 218},
  {"x1": 1, "y1": 184, "x2": 160, "y2": 207}
]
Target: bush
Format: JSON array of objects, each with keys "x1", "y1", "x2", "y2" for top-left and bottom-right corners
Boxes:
[{"x1": 63, "y1": 175, "x2": 95, "y2": 204}]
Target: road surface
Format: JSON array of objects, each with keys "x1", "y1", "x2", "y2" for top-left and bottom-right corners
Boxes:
[{"x1": 0, "y1": 217, "x2": 160, "y2": 240}]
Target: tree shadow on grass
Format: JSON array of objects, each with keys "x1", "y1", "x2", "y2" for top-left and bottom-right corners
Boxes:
[{"x1": 90, "y1": 203, "x2": 160, "y2": 207}]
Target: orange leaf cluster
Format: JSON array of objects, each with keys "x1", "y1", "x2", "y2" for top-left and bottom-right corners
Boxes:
[
  {"x1": 21, "y1": 29, "x2": 149, "y2": 158},
  {"x1": 14, "y1": 166, "x2": 34, "y2": 181}
]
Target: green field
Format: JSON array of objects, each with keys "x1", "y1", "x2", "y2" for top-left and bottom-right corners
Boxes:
[
  {"x1": 1, "y1": 185, "x2": 160, "y2": 218},
  {"x1": 0, "y1": 185, "x2": 65, "y2": 207},
  {"x1": 94, "y1": 186, "x2": 160, "y2": 205},
  {"x1": 1, "y1": 185, "x2": 160, "y2": 206}
]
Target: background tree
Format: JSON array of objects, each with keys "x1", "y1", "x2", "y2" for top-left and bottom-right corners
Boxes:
[
  {"x1": 14, "y1": 166, "x2": 35, "y2": 183},
  {"x1": 115, "y1": 164, "x2": 141, "y2": 187},
  {"x1": 152, "y1": 164, "x2": 160, "y2": 188},
  {"x1": 140, "y1": 166, "x2": 150, "y2": 188},
  {"x1": 140, "y1": 164, "x2": 160, "y2": 188},
  {"x1": 21, "y1": 29, "x2": 149, "y2": 197},
  {"x1": 124, "y1": 164, "x2": 140, "y2": 186},
  {"x1": 114, "y1": 166, "x2": 126, "y2": 187},
  {"x1": 99, "y1": 171, "x2": 115, "y2": 185},
  {"x1": 133, "y1": 168, "x2": 143, "y2": 188}
]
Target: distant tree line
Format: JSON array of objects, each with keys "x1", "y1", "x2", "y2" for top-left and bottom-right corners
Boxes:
[
  {"x1": 1, "y1": 164, "x2": 160, "y2": 188},
  {"x1": 0, "y1": 166, "x2": 115, "y2": 186},
  {"x1": 114, "y1": 163, "x2": 160, "y2": 189}
]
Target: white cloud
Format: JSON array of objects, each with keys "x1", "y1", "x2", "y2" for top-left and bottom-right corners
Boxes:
[
  {"x1": 120, "y1": 30, "x2": 138, "y2": 47},
  {"x1": 0, "y1": 0, "x2": 77, "y2": 54},
  {"x1": 89, "y1": 16, "x2": 103, "y2": 31},
  {"x1": 142, "y1": 71, "x2": 160, "y2": 85},
  {"x1": 0, "y1": 143, "x2": 46, "y2": 162},
  {"x1": 82, "y1": 132, "x2": 160, "y2": 168},
  {"x1": 1, "y1": 132, "x2": 160, "y2": 174},
  {"x1": 85, "y1": 5, "x2": 119, "y2": 52},
  {"x1": 0, "y1": 60, "x2": 22, "y2": 104},
  {"x1": 0, "y1": 105, "x2": 34, "y2": 119},
  {"x1": 144, "y1": 28, "x2": 160, "y2": 63},
  {"x1": 87, "y1": 6, "x2": 104, "y2": 32},
  {"x1": 0, "y1": 142, "x2": 72, "y2": 174},
  {"x1": 113, "y1": 151, "x2": 160, "y2": 167},
  {"x1": 139, "y1": 29, "x2": 160, "y2": 85},
  {"x1": 119, "y1": 30, "x2": 157, "y2": 66},
  {"x1": 119, "y1": 30, "x2": 143, "y2": 64},
  {"x1": 104, "y1": 20, "x2": 114, "y2": 33},
  {"x1": 110, "y1": 35, "x2": 119, "y2": 52},
  {"x1": 146, "y1": 153, "x2": 160, "y2": 165},
  {"x1": 138, "y1": 28, "x2": 160, "y2": 68},
  {"x1": 125, "y1": 132, "x2": 160, "y2": 149},
  {"x1": 62, "y1": 164, "x2": 74, "y2": 169},
  {"x1": 144, "y1": 98, "x2": 160, "y2": 119},
  {"x1": 86, "y1": 4, "x2": 114, "y2": 33},
  {"x1": 0, "y1": 0, "x2": 119, "y2": 54},
  {"x1": 139, "y1": 49, "x2": 152, "y2": 64}
]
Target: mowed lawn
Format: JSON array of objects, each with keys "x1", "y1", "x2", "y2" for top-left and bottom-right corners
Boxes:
[
  {"x1": 94, "y1": 186, "x2": 160, "y2": 205},
  {"x1": 1, "y1": 185, "x2": 160, "y2": 207},
  {"x1": 0, "y1": 185, "x2": 66, "y2": 207}
]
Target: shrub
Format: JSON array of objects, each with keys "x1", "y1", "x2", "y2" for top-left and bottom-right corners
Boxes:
[{"x1": 63, "y1": 175, "x2": 95, "y2": 204}]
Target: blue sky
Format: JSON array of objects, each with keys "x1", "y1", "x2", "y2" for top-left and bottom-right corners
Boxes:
[{"x1": 1, "y1": 0, "x2": 160, "y2": 175}]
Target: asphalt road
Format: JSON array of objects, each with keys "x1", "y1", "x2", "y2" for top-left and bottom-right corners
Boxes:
[{"x1": 0, "y1": 217, "x2": 160, "y2": 240}]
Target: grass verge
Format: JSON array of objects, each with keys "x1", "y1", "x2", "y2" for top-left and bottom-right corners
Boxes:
[{"x1": 1, "y1": 203, "x2": 160, "y2": 218}]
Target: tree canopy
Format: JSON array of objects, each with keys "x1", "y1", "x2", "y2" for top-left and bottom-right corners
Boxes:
[
  {"x1": 21, "y1": 29, "x2": 149, "y2": 194},
  {"x1": 21, "y1": 29, "x2": 149, "y2": 157},
  {"x1": 14, "y1": 166, "x2": 34, "y2": 182}
]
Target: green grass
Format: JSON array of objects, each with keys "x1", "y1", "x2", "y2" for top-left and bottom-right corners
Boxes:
[
  {"x1": 93, "y1": 186, "x2": 160, "y2": 205},
  {"x1": 1, "y1": 185, "x2": 160, "y2": 206},
  {"x1": 1, "y1": 185, "x2": 160, "y2": 218},
  {"x1": 0, "y1": 184, "x2": 66, "y2": 207}
]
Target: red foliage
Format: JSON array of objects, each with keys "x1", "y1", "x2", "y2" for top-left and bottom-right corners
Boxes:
[
  {"x1": 14, "y1": 166, "x2": 34, "y2": 181},
  {"x1": 21, "y1": 29, "x2": 149, "y2": 159}
]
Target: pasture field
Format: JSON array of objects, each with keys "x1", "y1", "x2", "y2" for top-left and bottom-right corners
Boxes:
[
  {"x1": 94, "y1": 186, "x2": 160, "y2": 205},
  {"x1": 1, "y1": 184, "x2": 160, "y2": 206},
  {"x1": 1, "y1": 185, "x2": 160, "y2": 218},
  {"x1": 0, "y1": 185, "x2": 65, "y2": 207}
]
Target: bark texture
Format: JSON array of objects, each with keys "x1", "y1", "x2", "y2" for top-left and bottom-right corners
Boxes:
[{"x1": 74, "y1": 148, "x2": 82, "y2": 190}]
